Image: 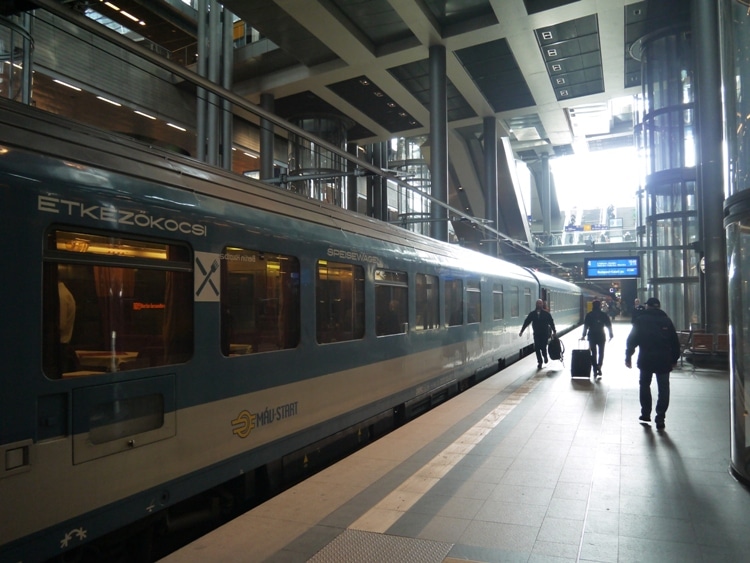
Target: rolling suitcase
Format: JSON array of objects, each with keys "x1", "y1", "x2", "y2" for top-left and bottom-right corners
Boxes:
[{"x1": 571, "y1": 340, "x2": 592, "y2": 378}]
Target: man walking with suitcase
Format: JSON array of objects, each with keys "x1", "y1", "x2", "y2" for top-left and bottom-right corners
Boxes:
[
  {"x1": 582, "y1": 299, "x2": 613, "y2": 378},
  {"x1": 519, "y1": 299, "x2": 556, "y2": 369}
]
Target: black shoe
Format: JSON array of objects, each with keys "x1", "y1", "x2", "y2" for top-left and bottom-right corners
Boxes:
[
  {"x1": 639, "y1": 415, "x2": 651, "y2": 424},
  {"x1": 537, "y1": 363, "x2": 542, "y2": 369},
  {"x1": 655, "y1": 419, "x2": 665, "y2": 429}
]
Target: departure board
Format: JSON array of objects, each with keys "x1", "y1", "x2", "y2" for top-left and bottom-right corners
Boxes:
[{"x1": 585, "y1": 257, "x2": 640, "y2": 279}]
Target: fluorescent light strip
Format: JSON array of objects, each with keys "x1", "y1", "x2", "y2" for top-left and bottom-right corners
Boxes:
[
  {"x1": 244, "y1": 152, "x2": 258, "y2": 158},
  {"x1": 53, "y1": 79, "x2": 81, "y2": 91},
  {"x1": 96, "y1": 96, "x2": 121, "y2": 106},
  {"x1": 167, "y1": 123, "x2": 186, "y2": 131},
  {"x1": 134, "y1": 110, "x2": 156, "y2": 120},
  {"x1": 120, "y1": 10, "x2": 139, "y2": 22},
  {"x1": 104, "y1": 2, "x2": 120, "y2": 11}
]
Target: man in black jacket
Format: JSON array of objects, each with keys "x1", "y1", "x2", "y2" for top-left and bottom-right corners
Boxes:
[
  {"x1": 582, "y1": 299, "x2": 613, "y2": 378},
  {"x1": 519, "y1": 299, "x2": 556, "y2": 369},
  {"x1": 625, "y1": 297, "x2": 681, "y2": 429}
]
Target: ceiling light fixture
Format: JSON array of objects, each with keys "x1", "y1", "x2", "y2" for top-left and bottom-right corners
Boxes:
[
  {"x1": 96, "y1": 95, "x2": 121, "y2": 106},
  {"x1": 120, "y1": 11, "x2": 139, "y2": 23},
  {"x1": 53, "y1": 79, "x2": 81, "y2": 91}
]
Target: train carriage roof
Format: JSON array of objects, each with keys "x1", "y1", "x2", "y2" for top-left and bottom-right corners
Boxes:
[{"x1": 0, "y1": 101, "x2": 538, "y2": 283}]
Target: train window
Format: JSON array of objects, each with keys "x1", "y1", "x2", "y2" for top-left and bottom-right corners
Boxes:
[
  {"x1": 221, "y1": 247, "x2": 300, "y2": 355},
  {"x1": 493, "y1": 283, "x2": 504, "y2": 320},
  {"x1": 467, "y1": 279, "x2": 481, "y2": 324},
  {"x1": 316, "y1": 260, "x2": 365, "y2": 343},
  {"x1": 375, "y1": 269, "x2": 407, "y2": 336},
  {"x1": 445, "y1": 278, "x2": 463, "y2": 326},
  {"x1": 42, "y1": 229, "x2": 193, "y2": 379},
  {"x1": 524, "y1": 288, "x2": 532, "y2": 314},
  {"x1": 510, "y1": 285, "x2": 519, "y2": 317},
  {"x1": 415, "y1": 273, "x2": 439, "y2": 331}
]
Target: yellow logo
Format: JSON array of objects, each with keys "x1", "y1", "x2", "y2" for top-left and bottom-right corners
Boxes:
[{"x1": 231, "y1": 410, "x2": 256, "y2": 438}]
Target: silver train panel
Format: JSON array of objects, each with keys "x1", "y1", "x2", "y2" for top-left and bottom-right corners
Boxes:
[{"x1": 2, "y1": 342, "x2": 494, "y2": 546}]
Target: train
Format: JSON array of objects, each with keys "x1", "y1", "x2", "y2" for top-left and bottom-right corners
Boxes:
[{"x1": 0, "y1": 100, "x2": 589, "y2": 562}]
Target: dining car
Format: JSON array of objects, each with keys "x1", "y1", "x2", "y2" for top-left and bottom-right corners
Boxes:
[{"x1": 0, "y1": 100, "x2": 586, "y2": 562}]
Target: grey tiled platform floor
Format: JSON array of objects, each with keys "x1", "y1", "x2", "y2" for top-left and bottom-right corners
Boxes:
[{"x1": 164, "y1": 322, "x2": 750, "y2": 563}]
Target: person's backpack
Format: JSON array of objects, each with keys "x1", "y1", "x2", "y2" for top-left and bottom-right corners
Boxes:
[
  {"x1": 548, "y1": 336, "x2": 564, "y2": 362},
  {"x1": 637, "y1": 313, "x2": 680, "y2": 368}
]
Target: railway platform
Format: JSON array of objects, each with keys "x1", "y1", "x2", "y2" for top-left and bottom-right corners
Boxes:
[{"x1": 161, "y1": 321, "x2": 748, "y2": 562}]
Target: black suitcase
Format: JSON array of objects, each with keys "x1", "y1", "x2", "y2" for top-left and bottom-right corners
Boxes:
[
  {"x1": 571, "y1": 342, "x2": 592, "y2": 378},
  {"x1": 547, "y1": 336, "x2": 564, "y2": 364}
]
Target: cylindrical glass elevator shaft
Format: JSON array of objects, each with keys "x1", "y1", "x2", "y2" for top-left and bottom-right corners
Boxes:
[
  {"x1": 720, "y1": 0, "x2": 750, "y2": 484},
  {"x1": 633, "y1": 22, "x2": 700, "y2": 331}
]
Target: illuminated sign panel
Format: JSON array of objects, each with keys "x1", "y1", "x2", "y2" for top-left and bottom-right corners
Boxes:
[{"x1": 585, "y1": 257, "x2": 640, "y2": 279}]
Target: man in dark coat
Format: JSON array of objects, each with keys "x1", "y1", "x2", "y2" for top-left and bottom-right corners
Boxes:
[
  {"x1": 519, "y1": 299, "x2": 556, "y2": 369},
  {"x1": 582, "y1": 299, "x2": 613, "y2": 378},
  {"x1": 625, "y1": 297, "x2": 681, "y2": 429}
]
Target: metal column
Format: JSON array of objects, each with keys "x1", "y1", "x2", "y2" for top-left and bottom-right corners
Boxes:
[
  {"x1": 429, "y1": 45, "x2": 448, "y2": 243},
  {"x1": 196, "y1": 0, "x2": 207, "y2": 161},
  {"x1": 540, "y1": 153, "x2": 551, "y2": 240},
  {"x1": 260, "y1": 93, "x2": 275, "y2": 182},
  {"x1": 371, "y1": 142, "x2": 388, "y2": 221},
  {"x1": 693, "y1": 0, "x2": 728, "y2": 333},
  {"x1": 21, "y1": 13, "x2": 32, "y2": 105},
  {"x1": 206, "y1": 0, "x2": 220, "y2": 166},
  {"x1": 483, "y1": 117, "x2": 498, "y2": 257},
  {"x1": 221, "y1": 5, "x2": 233, "y2": 171},
  {"x1": 347, "y1": 142, "x2": 359, "y2": 212}
]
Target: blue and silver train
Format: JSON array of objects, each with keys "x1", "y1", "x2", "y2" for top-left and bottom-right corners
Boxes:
[{"x1": 0, "y1": 101, "x2": 587, "y2": 562}]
